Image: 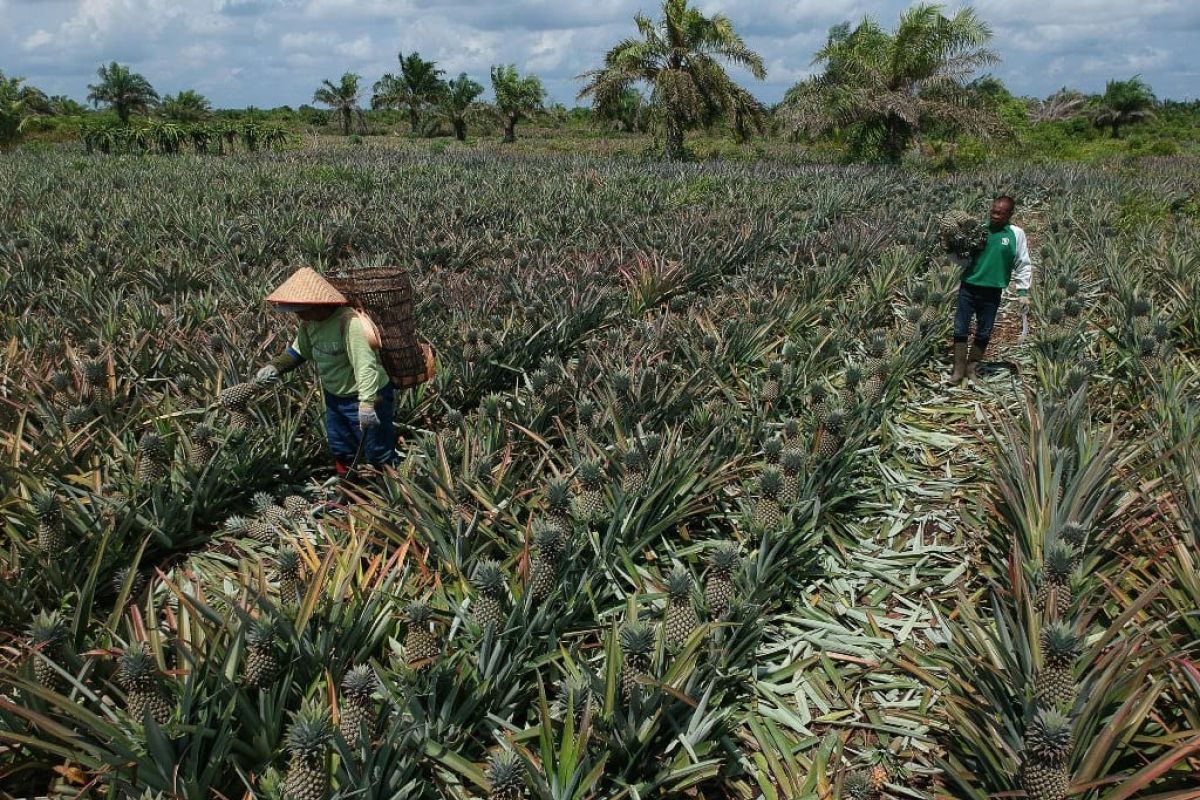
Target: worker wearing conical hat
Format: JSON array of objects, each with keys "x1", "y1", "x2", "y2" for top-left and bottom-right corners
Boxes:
[{"x1": 256, "y1": 267, "x2": 398, "y2": 474}]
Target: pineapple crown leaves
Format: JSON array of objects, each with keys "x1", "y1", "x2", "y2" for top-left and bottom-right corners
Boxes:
[
  {"x1": 1040, "y1": 621, "x2": 1082, "y2": 664},
  {"x1": 223, "y1": 515, "x2": 249, "y2": 534},
  {"x1": 545, "y1": 478, "x2": 572, "y2": 512},
  {"x1": 611, "y1": 370, "x2": 633, "y2": 394},
  {"x1": 191, "y1": 423, "x2": 214, "y2": 442},
  {"x1": 1060, "y1": 521, "x2": 1087, "y2": 546},
  {"x1": 867, "y1": 330, "x2": 888, "y2": 357},
  {"x1": 532, "y1": 519, "x2": 565, "y2": 554},
  {"x1": 641, "y1": 432, "x2": 663, "y2": 457},
  {"x1": 1024, "y1": 708, "x2": 1073, "y2": 760},
  {"x1": 28, "y1": 610, "x2": 67, "y2": 646},
  {"x1": 1138, "y1": 334, "x2": 1159, "y2": 354},
  {"x1": 275, "y1": 546, "x2": 301, "y2": 576},
  {"x1": 1043, "y1": 539, "x2": 1077, "y2": 579},
  {"x1": 844, "y1": 365, "x2": 862, "y2": 387},
  {"x1": 758, "y1": 466, "x2": 784, "y2": 499},
  {"x1": 577, "y1": 458, "x2": 606, "y2": 490},
  {"x1": 763, "y1": 437, "x2": 784, "y2": 462},
  {"x1": 665, "y1": 568, "x2": 696, "y2": 602},
  {"x1": 32, "y1": 491, "x2": 61, "y2": 520},
  {"x1": 404, "y1": 600, "x2": 434, "y2": 628},
  {"x1": 621, "y1": 446, "x2": 647, "y2": 472},
  {"x1": 285, "y1": 702, "x2": 333, "y2": 761},
  {"x1": 781, "y1": 450, "x2": 806, "y2": 476},
  {"x1": 843, "y1": 770, "x2": 874, "y2": 799},
  {"x1": 486, "y1": 749, "x2": 526, "y2": 794},
  {"x1": 251, "y1": 491, "x2": 276, "y2": 513},
  {"x1": 619, "y1": 622, "x2": 656, "y2": 661},
  {"x1": 245, "y1": 616, "x2": 279, "y2": 648},
  {"x1": 767, "y1": 360, "x2": 784, "y2": 379},
  {"x1": 341, "y1": 664, "x2": 380, "y2": 700},
  {"x1": 472, "y1": 560, "x2": 508, "y2": 595},
  {"x1": 709, "y1": 542, "x2": 741, "y2": 574}
]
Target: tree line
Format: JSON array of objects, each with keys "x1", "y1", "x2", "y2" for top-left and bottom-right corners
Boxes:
[{"x1": 0, "y1": 0, "x2": 1173, "y2": 161}]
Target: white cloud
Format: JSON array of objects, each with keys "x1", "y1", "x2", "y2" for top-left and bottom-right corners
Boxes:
[{"x1": 23, "y1": 29, "x2": 53, "y2": 49}]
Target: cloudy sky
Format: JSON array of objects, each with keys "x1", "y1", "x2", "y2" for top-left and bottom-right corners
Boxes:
[{"x1": 2, "y1": 0, "x2": 1197, "y2": 108}]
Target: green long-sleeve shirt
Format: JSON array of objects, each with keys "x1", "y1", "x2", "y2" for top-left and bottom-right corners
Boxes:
[
  {"x1": 286, "y1": 308, "x2": 389, "y2": 403},
  {"x1": 962, "y1": 223, "x2": 1033, "y2": 294}
]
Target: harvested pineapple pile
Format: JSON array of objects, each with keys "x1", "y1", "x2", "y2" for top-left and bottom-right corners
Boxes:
[{"x1": 1, "y1": 147, "x2": 1198, "y2": 799}]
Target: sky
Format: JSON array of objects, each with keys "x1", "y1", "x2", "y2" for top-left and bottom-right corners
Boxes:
[{"x1": 2, "y1": 0, "x2": 1197, "y2": 109}]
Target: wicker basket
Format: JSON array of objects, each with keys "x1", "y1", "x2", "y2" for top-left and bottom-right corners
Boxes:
[{"x1": 328, "y1": 267, "x2": 430, "y2": 386}]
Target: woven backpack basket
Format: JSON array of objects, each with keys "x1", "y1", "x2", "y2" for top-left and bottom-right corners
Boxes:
[{"x1": 327, "y1": 267, "x2": 434, "y2": 388}]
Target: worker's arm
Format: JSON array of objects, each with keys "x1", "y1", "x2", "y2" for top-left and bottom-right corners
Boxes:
[
  {"x1": 345, "y1": 316, "x2": 381, "y2": 404},
  {"x1": 1012, "y1": 227, "x2": 1033, "y2": 297},
  {"x1": 257, "y1": 330, "x2": 308, "y2": 384}
]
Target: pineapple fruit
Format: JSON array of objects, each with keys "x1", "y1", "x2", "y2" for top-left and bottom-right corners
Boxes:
[
  {"x1": 619, "y1": 622, "x2": 655, "y2": 703},
  {"x1": 33, "y1": 491, "x2": 65, "y2": 553},
  {"x1": 1035, "y1": 622, "x2": 1080, "y2": 710},
  {"x1": 275, "y1": 547, "x2": 304, "y2": 607},
  {"x1": 620, "y1": 447, "x2": 646, "y2": 496},
  {"x1": 135, "y1": 431, "x2": 169, "y2": 483},
  {"x1": 528, "y1": 521, "x2": 564, "y2": 602},
  {"x1": 705, "y1": 543, "x2": 739, "y2": 619},
  {"x1": 472, "y1": 560, "x2": 507, "y2": 630},
  {"x1": 28, "y1": 610, "x2": 68, "y2": 690},
  {"x1": 1020, "y1": 709, "x2": 1072, "y2": 800},
  {"x1": 339, "y1": 665, "x2": 379, "y2": 749},
  {"x1": 664, "y1": 568, "x2": 699, "y2": 651},
  {"x1": 118, "y1": 645, "x2": 172, "y2": 725},
  {"x1": 243, "y1": 617, "x2": 280, "y2": 688},
  {"x1": 1035, "y1": 540, "x2": 1076, "y2": 618},
  {"x1": 575, "y1": 459, "x2": 606, "y2": 523},
  {"x1": 404, "y1": 601, "x2": 440, "y2": 670},
  {"x1": 486, "y1": 750, "x2": 526, "y2": 800},
  {"x1": 754, "y1": 467, "x2": 784, "y2": 530},
  {"x1": 282, "y1": 703, "x2": 333, "y2": 800},
  {"x1": 189, "y1": 423, "x2": 215, "y2": 468}
]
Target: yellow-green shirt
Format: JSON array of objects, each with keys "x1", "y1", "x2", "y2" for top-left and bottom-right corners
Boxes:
[{"x1": 287, "y1": 308, "x2": 389, "y2": 403}]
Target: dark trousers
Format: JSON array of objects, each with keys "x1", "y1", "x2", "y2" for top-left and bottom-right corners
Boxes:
[
  {"x1": 324, "y1": 383, "x2": 399, "y2": 468},
  {"x1": 953, "y1": 282, "x2": 1002, "y2": 348}
]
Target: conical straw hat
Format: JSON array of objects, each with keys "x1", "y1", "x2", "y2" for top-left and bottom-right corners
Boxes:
[{"x1": 266, "y1": 267, "x2": 347, "y2": 306}]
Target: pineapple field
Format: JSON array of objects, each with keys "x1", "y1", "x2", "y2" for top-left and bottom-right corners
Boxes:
[{"x1": 1, "y1": 145, "x2": 1198, "y2": 799}]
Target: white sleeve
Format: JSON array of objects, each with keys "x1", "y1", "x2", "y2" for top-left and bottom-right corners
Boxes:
[{"x1": 1012, "y1": 226, "x2": 1033, "y2": 292}]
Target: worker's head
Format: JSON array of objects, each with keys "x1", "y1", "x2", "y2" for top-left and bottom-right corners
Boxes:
[
  {"x1": 265, "y1": 267, "x2": 348, "y2": 319},
  {"x1": 989, "y1": 195, "x2": 1015, "y2": 229}
]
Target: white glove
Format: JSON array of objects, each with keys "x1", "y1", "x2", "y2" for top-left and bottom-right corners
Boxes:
[
  {"x1": 358, "y1": 403, "x2": 380, "y2": 430},
  {"x1": 255, "y1": 364, "x2": 280, "y2": 385}
]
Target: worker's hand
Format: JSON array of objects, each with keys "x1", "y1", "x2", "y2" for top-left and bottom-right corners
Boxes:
[
  {"x1": 358, "y1": 403, "x2": 380, "y2": 430},
  {"x1": 255, "y1": 364, "x2": 280, "y2": 385}
]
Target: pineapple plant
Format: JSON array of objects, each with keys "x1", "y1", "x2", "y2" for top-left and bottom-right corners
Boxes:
[
  {"x1": 619, "y1": 622, "x2": 655, "y2": 703},
  {"x1": 1035, "y1": 622, "x2": 1081, "y2": 710},
  {"x1": 64, "y1": 403, "x2": 92, "y2": 429},
  {"x1": 404, "y1": 601, "x2": 440, "y2": 670},
  {"x1": 1020, "y1": 709, "x2": 1072, "y2": 800},
  {"x1": 545, "y1": 478, "x2": 573, "y2": 530},
  {"x1": 1137, "y1": 334, "x2": 1159, "y2": 369},
  {"x1": 118, "y1": 645, "x2": 172, "y2": 725},
  {"x1": 472, "y1": 560, "x2": 507, "y2": 630},
  {"x1": 486, "y1": 750, "x2": 526, "y2": 800},
  {"x1": 112, "y1": 566, "x2": 147, "y2": 602},
  {"x1": 33, "y1": 491, "x2": 65, "y2": 553},
  {"x1": 555, "y1": 674, "x2": 593, "y2": 729},
  {"x1": 28, "y1": 610, "x2": 69, "y2": 690},
  {"x1": 223, "y1": 515, "x2": 250, "y2": 538},
  {"x1": 663, "y1": 568, "x2": 699, "y2": 650},
  {"x1": 705, "y1": 543, "x2": 739, "y2": 619},
  {"x1": 276, "y1": 546, "x2": 304, "y2": 607},
  {"x1": 753, "y1": 467, "x2": 784, "y2": 530},
  {"x1": 189, "y1": 423, "x2": 215, "y2": 468},
  {"x1": 282, "y1": 703, "x2": 333, "y2": 800},
  {"x1": 844, "y1": 770, "x2": 878, "y2": 800},
  {"x1": 528, "y1": 520, "x2": 565, "y2": 602},
  {"x1": 763, "y1": 436, "x2": 784, "y2": 465},
  {"x1": 1035, "y1": 540, "x2": 1076, "y2": 618},
  {"x1": 575, "y1": 459, "x2": 606, "y2": 522},
  {"x1": 243, "y1": 617, "x2": 280, "y2": 688},
  {"x1": 779, "y1": 450, "x2": 805, "y2": 507},
  {"x1": 135, "y1": 431, "x2": 170, "y2": 483},
  {"x1": 83, "y1": 358, "x2": 109, "y2": 401},
  {"x1": 339, "y1": 665, "x2": 379, "y2": 749},
  {"x1": 817, "y1": 403, "x2": 846, "y2": 459}
]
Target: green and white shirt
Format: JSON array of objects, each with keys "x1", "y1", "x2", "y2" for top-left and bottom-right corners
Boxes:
[
  {"x1": 962, "y1": 223, "x2": 1033, "y2": 295},
  {"x1": 286, "y1": 307, "x2": 389, "y2": 403}
]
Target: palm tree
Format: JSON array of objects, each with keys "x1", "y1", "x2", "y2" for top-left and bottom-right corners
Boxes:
[
  {"x1": 436, "y1": 73, "x2": 485, "y2": 141},
  {"x1": 372, "y1": 52, "x2": 446, "y2": 133},
  {"x1": 160, "y1": 89, "x2": 212, "y2": 123},
  {"x1": 0, "y1": 73, "x2": 49, "y2": 146},
  {"x1": 87, "y1": 62, "x2": 159, "y2": 124},
  {"x1": 49, "y1": 95, "x2": 89, "y2": 116},
  {"x1": 1090, "y1": 76, "x2": 1156, "y2": 138},
  {"x1": 490, "y1": 65, "x2": 545, "y2": 143},
  {"x1": 577, "y1": 0, "x2": 765, "y2": 160},
  {"x1": 781, "y1": 4, "x2": 1001, "y2": 162},
  {"x1": 1028, "y1": 87, "x2": 1088, "y2": 124},
  {"x1": 314, "y1": 72, "x2": 365, "y2": 136}
]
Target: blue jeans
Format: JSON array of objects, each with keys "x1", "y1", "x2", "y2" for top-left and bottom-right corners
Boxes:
[
  {"x1": 953, "y1": 282, "x2": 1002, "y2": 348},
  {"x1": 324, "y1": 383, "x2": 398, "y2": 467}
]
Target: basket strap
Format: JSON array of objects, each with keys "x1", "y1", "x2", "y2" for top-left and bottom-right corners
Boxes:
[{"x1": 341, "y1": 308, "x2": 382, "y2": 350}]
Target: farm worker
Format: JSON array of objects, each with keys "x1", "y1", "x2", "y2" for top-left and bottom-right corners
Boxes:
[
  {"x1": 949, "y1": 195, "x2": 1033, "y2": 385},
  {"x1": 255, "y1": 267, "x2": 399, "y2": 473}
]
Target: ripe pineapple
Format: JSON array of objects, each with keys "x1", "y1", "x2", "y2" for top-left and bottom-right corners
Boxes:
[
  {"x1": 487, "y1": 750, "x2": 526, "y2": 800},
  {"x1": 219, "y1": 382, "x2": 257, "y2": 411},
  {"x1": 705, "y1": 543, "x2": 739, "y2": 619},
  {"x1": 282, "y1": 703, "x2": 333, "y2": 800},
  {"x1": 664, "y1": 569, "x2": 699, "y2": 651},
  {"x1": 619, "y1": 622, "x2": 655, "y2": 703},
  {"x1": 1036, "y1": 622, "x2": 1081, "y2": 710},
  {"x1": 189, "y1": 423, "x2": 215, "y2": 468},
  {"x1": 762, "y1": 360, "x2": 783, "y2": 403},
  {"x1": 816, "y1": 405, "x2": 846, "y2": 459},
  {"x1": 546, "y1": 478, "x2": 573, "y2": 530},
  {"x1": 339, "y1": 665, "x2": 379, "y2": 749},
  {"x1": 1035, "y1": 541, "x2": 1076, "y2": 618},
  {"x1": 620, "y1": 447, "x2": 647, "y2": 496},
  {"x1": 472, "y1": 560, "x2": 507, "y2": 629},
  {"x1": 135, "y1": 432, "x2": 170, "y2": 484},
  {"x1": 404, "y1": 601, "x2": 440, "y2": 670},
  {"x1": 1020, "y1": 709, "x2": 1072, "y2": 800},
  {"x1": 242, "y1": 617, "x2": 280, "y2": 688},
  {"x1": 529, "y1": 521, "x2": 565, "y2": 602},
  {"x1": 276, "y1": 547, "x2": 304, "y2": 607},
  {"x1": 246, "y1": 518, "x2": 277, "y2": 545},
  {"x1": 754, "y1": 467, "x2": 784, "y2": 530},
  {"x1": 28, "y1": 610, "x2": 68, "y2": 690},
  {"x1": 118, "y1": 645, "x2": 172, "y2": 725},
  {"x1": 33, "y1": 491, "x2": 65, "y2": 553},
  {"x1": 575, "y1": 460, "x2": 606, "y2": 522},
  {"x1": 283, "y1": 494, "x2": 310, "y2": 522},
  {"x1": 779, "y1": 450, "x2": 805, "y2": 507}
]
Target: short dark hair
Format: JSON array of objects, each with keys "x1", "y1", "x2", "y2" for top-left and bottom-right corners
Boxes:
[{"x1": 994, "y1": 194, "x2": 1016, "y2": 209}]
